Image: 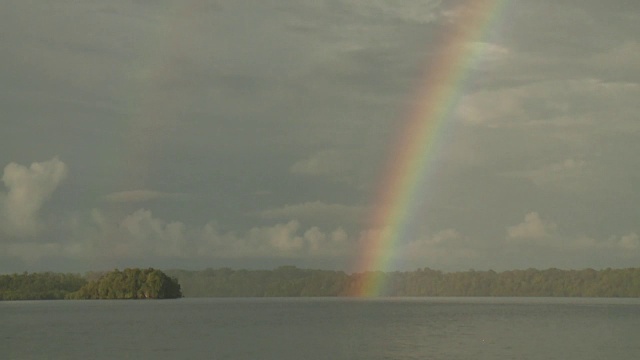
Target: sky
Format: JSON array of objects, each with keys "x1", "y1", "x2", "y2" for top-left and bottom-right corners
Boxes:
[{"x1": 1, "y1": 0, "x2": 639, "y2": 273}]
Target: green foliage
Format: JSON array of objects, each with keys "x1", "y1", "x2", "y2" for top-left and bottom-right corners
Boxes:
[
  {"x1": 3, "y1": 267, "x2": 640, "y2": 300},
  {"x1": 0, "y1": 272, "x2": 86, "y2": 300},
  {"x1": 166, "y1": 266, "x2": 349, "y2": 297},
  {"x1": 167, "y1": 266, "x2": 640, "y2": 298},
  {"x1": 67, "y1": 268, "x2": 182, "y2": 300}
]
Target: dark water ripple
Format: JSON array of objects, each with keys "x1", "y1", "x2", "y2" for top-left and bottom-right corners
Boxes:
[{"x1": 2, "y1": 297, "x2": 639, "y2": 360}]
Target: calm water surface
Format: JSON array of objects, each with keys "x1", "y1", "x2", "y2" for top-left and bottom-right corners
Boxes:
[{"x1": 2, "y1": 297, "x2": 639, "y2": 359}]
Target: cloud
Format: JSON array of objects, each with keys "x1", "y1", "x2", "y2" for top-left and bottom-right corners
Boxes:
[
  {"x1": 344, "y1": 0, "x2": 441, "y2": 24},
  {"x1": 455, "y1": 78, "x2": 640, "y2": 200},
  {"x1": 102, "y1": 189, "x2": 188, "y2": 203},
  {"x1": 199, "y1": 220, "x2": 351, "y2": 258},
  {"x1": 456, "y1": 79, "x2": 640, "y2": 129},
  {"x1": 289, "y1": 148, "x2": 377, "y2": 190},
  {"x1": 502, "y1": 158, "x2": 589, "y2": 191},
  {"x1": 405, "y1": 228, "x2": 465, "y2": 254},
  {"x1": 304, "y1": 226, "x2": 349, "y2": 256},
  {"x1": 466, "y1": 41, "x2": 510, "y2": 68},
  {"x1": 588, "y1": 41, "x2": 640, "y2": 81},
  {"x1": 258, "y1": 201, "x2": 365, "y2": 225},
  {"x1": 502, "y1": 210, "x2": 638, "y2": 253},
  {"x1": 0, "y1": 157, "x2": 68, "y2": 237},
  {"x1": 573, "y1": 233, "x2": 640, "y2": 252},
  {"x1": 618, "y1": 233, "x2": 640, "y2": 250},
  {"x1": 456, "y1": 87, "x2": 525, "y2": 127},
  {"x1": 290, "y1": 149, "x2": 349, "y2": 179},
  {"x1": 507, "y1": 212, "x2": 558, "y2": 241},
  {"x1": 119, "y1": 209, "x2": 188, "y2": 258},
  {"x1": 2, "y1": 1, "x2": 640, "y2": 273},
  {"x1": 399, "y1": 229, "x2": 484, "y2": 270},
  {"x1": 1, "y1": 207, "x2": 354, "y2": 265}
]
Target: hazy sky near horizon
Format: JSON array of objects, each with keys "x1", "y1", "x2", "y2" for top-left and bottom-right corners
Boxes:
[{"x1": 1, "y1": 0, "x2": 639, "y2": 273}]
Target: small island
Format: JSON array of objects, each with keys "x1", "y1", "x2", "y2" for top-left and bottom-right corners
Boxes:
[
  {"x1": 68, "y1": 268, "x2": 182, "y2": 299},
  {"x1": 0, "y1": 268, "x2": 182, "y2": 300}
]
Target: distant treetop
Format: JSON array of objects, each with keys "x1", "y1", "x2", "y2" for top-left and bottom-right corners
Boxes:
[
  {"x1": 0, "y1": 272, "x2": 86, "y2": 300},
  {"x1": 67, "y1": 268, "x2": 182, "y2": 300}
]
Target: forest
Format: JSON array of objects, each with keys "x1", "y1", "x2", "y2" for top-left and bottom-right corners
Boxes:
[
  {"x1": 68, "y1": 268, "x2": 182, "y2": 299},
  {"x1": 0, "y1": 268, "x2": 181, "y2": 300},
  {"x1": 0, "y1": 272, "x2": 86, "y2": 300},
  {"x1": 167, "y1": 266, "x2": 640, "y2": 298},
  {"x1": 3, "y1": 266, "x2": 640, "y2": 300}
]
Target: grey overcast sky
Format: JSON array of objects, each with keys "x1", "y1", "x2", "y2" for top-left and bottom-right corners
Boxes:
[{"x1": 1, "y1": 0, "x2": 639, "y2": 273}]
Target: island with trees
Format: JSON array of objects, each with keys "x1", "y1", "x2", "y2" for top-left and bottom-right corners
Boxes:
[
  {"x1": 0, "y1": 268, "x2": 182, "y2": 300},
  {"x1": 68, "y1": 268, "x2": 182, "y2": 299},
  {"x1": 3, "y1": 266, "x2": 640, "y2": 300}
]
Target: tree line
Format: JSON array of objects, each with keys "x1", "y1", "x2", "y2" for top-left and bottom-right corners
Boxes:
[
  {"x1": 3, "y1": 266, "x2": 640, "y2": 300},
  {"x1": 0, "y1": 272, "x2": 86, "y2": 300},
  {"x1": 167, "y1": 266, "x2": 640, "y2": 298},
  {"x1": 166, "y1": 266, "x2": 349, "y2": 297},
  {"x1": 68, "y1": 268, "x2": 182, "y2": 299},
  {"x1": 0, "y1": 268, "x2": 181, "y2": 300}
]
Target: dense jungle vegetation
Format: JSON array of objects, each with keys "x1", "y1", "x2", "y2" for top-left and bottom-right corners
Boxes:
[
  {"x1": 68, "y1": 268, "x2": 182, "y2": 299},
  {"x1": 167, "y1": 266, "x2": 640, "y2": 298},
  {"x1": 3, "y1": 266, "x2": 640, "y2": 300},
  {"x1": 0, "y1": 272, "x2": 86, "y2": 300},
  {"x1": 0, "y1": 268, "x2": 181, "y2": 300}
]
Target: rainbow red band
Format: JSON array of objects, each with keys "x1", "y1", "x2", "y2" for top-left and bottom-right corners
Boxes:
[{"x1": 351, "y1": 0, "x2": 508, "y2": 297}]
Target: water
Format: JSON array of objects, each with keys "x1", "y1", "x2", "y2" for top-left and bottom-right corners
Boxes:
[{"x1": 2, "y1": 297, "x2": 639, "y2": 359}]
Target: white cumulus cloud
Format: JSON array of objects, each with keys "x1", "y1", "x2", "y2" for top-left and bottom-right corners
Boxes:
[
  {"x1": 0, "y1": 157, "x2": 67, "y2": 236},
  {"x1": 36, "y1": 209, "x2": 356, "y2": 263},
  {"x1": 200, "y1": 220, "x2": 351, "y2": 258},
  {"x1": 507, "y1": 212, "x2": 558, "y2": 241},
  {"x1": 619, "y1": 233, "x2": 640, "y2": 250},
  {"x1": 119, "y1": 209, "x2": 189, "y2": 258}
]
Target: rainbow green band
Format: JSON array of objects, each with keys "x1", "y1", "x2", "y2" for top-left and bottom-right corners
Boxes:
[{"x1": 351, "y1": 0, "x2": 508, "y2": 297}]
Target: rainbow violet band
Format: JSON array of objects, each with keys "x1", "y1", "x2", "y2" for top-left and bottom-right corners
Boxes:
[{"x1": 351, "y1": 0, "x2": 509, "y2": 297}]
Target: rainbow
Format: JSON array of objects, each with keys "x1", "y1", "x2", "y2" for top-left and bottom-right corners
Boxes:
[{"x1": 351, "y1": 0, "x2": 508, "y2": 297}]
